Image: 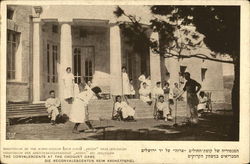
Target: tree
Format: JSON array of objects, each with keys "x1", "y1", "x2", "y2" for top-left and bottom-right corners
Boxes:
[{"x1": 114, "y1": 5, "x2": 240, "y2": 140}]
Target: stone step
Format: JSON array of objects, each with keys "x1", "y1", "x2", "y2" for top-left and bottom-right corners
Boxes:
[
  {"x1": 87, "y1": 99, "x2": 188, "y2": 120},
  {"x1": 6, "y1": 99, "x2": 189, "y2": 120}
]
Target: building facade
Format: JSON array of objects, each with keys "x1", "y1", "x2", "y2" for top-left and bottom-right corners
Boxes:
[{"x1": 6, "y1": 5, "x2": 225, "y2": 104}]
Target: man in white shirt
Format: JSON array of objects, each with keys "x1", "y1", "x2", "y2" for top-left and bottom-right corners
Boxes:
[
  {"x1": 45, "y1": 90, "x2": 61, "y2": 125},
  {"x1": 152, "y1": 81, "x2": 164, "y2": 99}
]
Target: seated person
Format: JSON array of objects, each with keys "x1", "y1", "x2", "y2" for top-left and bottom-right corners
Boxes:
[
  {"x1": 129, "y1": 79, "x2": 136, "y2": 99},
  {"x1": 197, "y1": 91, "x2": 208, "y2": 116},
  {"x1": 138, "y1": 73, "x2": 146, "y2": 89},
  {"x1": 152, "y1": 81, "x2": 164, "y2": 100},
  {"x1": 156, "y1": 95, "x2": 173, "y2": 121},
  {"x1": 45, "y1": 90, "x2": 61, "y2": 125},
  {"x1": 145, "y1": 75, "x2": 151, "y2": 88},
  {"x1": 139, "y1": 82, "x2": 152, "y2": 104},
  {"x1": 114, "y1": 95, "x2": 136, "y2": 121}
]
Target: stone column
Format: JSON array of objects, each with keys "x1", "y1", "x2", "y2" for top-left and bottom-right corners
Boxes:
[
  {"x1": 59, "y1": 23, "x2": 73, "y2": 115},
  {"x1": 150, "y1": 32, "x2": 161, "y2": 87},
  {"x1": 110, "y1": 25, "x2": 122, "y2": 96},
  {"x1": 32, "y1": 20, "x2": 42, "y2": 103}
]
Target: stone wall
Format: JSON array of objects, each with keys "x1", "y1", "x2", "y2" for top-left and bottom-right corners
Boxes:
[
  {"x1": 164, "y1": 57, "x2": 225, "y2": 102},
  {"x1": 6, "y1": 5, "x2": 32, "y2": 103}
]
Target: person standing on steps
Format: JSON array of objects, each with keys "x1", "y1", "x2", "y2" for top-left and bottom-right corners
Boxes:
[
  {"x1": 62, "y1": 67, "x2": 75, "y2": 103},
  {"x1": 122, "y1": 66, "x2": 131, "y2": 98}
]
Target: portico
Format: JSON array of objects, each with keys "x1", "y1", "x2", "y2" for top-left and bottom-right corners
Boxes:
[{"x1": 32, "y1": 17, "x2": 161, "y2": 103}]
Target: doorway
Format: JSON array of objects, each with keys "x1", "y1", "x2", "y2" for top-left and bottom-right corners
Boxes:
[{"x1": 72, "y1": 46, "x2": 95, "y2": 84}]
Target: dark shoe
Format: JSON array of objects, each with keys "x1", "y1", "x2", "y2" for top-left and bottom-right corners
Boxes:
[{"x1": 51, "y1": 120, "x2": 56, "y2": 125}]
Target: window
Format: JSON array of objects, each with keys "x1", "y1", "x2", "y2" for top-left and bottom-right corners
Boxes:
[
  {"x1": 84, "y1": 47, "x2": 94, "y2": 82},
  {"x1": 7, "y1": 9, "x2": 14, "y2": 20},
  {"x1": 85, "y1": 60, "x2": 92, "y2": 82},
  {"x1": 52, "y1": 45, "x2": 58, "y2": 82},
  {"x1": 45, "y1": 43, "x2": 58, "y2": 83},
  {"x1": 201, "y1": 68, "x2": 207, "y2": 81},
  {"x1": 52, "y1": 25, "x2": 58, "y2": 33},
  {"x1": 73, "y1": 48, "x2": 82, "y2": 83},
  {"x1": 7, "y1": 30, "x2": 19, "y2": 80},
  {"x1": 73, "y1": 46, "x2": 94, "y2": 83},
  {"x1": 47, "y1": 44, "x2": 50, "y2": 82}
]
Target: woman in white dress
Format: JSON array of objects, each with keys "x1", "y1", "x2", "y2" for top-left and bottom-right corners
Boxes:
[
  {"x1": 145, "y1": 75, "x2": 152, "y2": 89},
  {"x1": 122, "y1": 67, "x2": 131, "y2": 96},
  {"x1": 151, "y1": 81, "x2": 164, "y2": 100},
  {"x1": 129, "y1": 79, "x2": 136, "y2": 98},
  {"x1": 139, "y1": 82, "x2": 152, "y2": 104},
  {"x1": 138, "y1": 73, "x2": 146, "y2": 89},
  {"x1": 114, "y1": 95, "x2": 136, "y2": 121},
  {"x1": 70, "y1": 83, "x2": 95, "y2": 133},
  {"x1": 62, "y1": 67, "x2": 74, "y2": 101}
]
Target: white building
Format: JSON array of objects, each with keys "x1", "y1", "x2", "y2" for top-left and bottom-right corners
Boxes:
[{"x1": 6, "y1": 5, "x2": 225, "y2": 104}]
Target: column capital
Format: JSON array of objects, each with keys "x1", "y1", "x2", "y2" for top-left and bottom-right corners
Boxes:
[
  {"x1": 58, "y1": 18, "x2": 73, "y2": 25},
  {"x1": 33, "y1": 18, "x2": 45, "y2": 25}
]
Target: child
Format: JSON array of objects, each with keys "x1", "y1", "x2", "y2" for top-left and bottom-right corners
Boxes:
[
  {"x1": 114, "y1": 96, "x2": 136, "y2": 121},
  {"x1": 45, "y1": 90, "x2": 61, "y2": 125},
  {"x1": 197, "y1": 91, "x2": 208, "y2": 117},
  {"x1": 156, "y1": 95, "x2": 172, "y2": 121}
]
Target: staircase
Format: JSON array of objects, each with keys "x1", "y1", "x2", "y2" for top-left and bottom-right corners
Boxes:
[
  {"x1": 6, "y1": 99, "x2": 189, "y2": 121},
  {"x1": 88, "y1": 99, "x2": 154, "y2": 120},
  {"x1": 6, "y1": 103, "x2": 47, "y2": 119},
  {"x1": 88, "y1": 99, "x2": 188, "y2": 120}
]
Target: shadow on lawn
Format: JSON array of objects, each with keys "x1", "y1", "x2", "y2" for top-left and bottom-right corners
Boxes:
[
  {"x1": 9, "y1": 115, "x2": 69, "y2": 125},
  {"x1": 75, "y1": 114, "x2": 234, "y2": 141}
]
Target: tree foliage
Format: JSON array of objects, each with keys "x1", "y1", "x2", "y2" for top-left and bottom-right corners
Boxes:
[
  {"x1": 114, "y1": 5, "x2": 240, "y2": 140},
  {"x1": 114, "y1": 6, "x2": 240, "y2": 63}
]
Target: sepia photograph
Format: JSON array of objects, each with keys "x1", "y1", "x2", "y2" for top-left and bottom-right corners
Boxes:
[{"x1": 3, "y1": 4, "x2": 241, "y2": 142}]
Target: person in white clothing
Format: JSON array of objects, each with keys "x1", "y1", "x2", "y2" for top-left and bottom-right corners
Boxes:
[
  {"x1": 139, "y1": 82, "x2": 152, "y2": 104},
  {"x1": 152, "y1": 81, "x2": 164, "y2": 99},
  {"x1": 152, "y1": 82, "x2": 164, "y2": 117},
  {"x1": 122, "y1": 67, "x2": 131, "y2": 96},
  {"x1": 70, "y1": 83, "x2": 96, "y2": 133},
  {"x1": 156, "y1": 95, "x2": 172, "y2": 121},
  {"x1": 145, "y1": 75, "x2": 152, "y2": 89},
  {"x1": 62, "y1": 67, "x2": 74, "y2": 101},
  {"x1": 129, "y1": 79, "x2": 136, "y2": 98},
  {"x1": 197, "y1": 91, "x2": 208, "y2": 116},
  {"x1": 138, "y1": 73, "x2": 146, "y2": 89},
  {"x1": 114, "y1": 95, "x2": 136, "y2": 121},
  {"x1": 45, "y1": 90, "x2": 61, "y2": 125}
]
